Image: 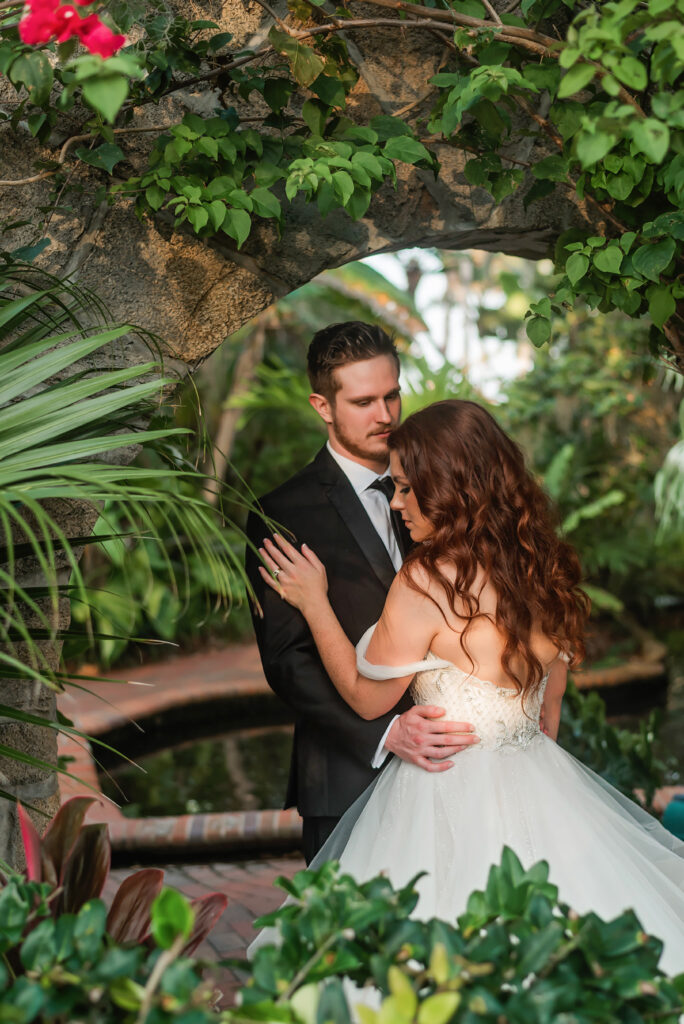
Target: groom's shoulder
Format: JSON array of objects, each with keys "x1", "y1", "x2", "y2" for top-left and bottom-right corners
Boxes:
[{"x1": 257, "y1": 447, "x2": 330, "y2": 512}]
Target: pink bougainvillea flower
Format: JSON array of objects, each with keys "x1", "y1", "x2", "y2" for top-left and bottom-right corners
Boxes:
[
  {"x1": 73, "y1": 13, "x2": 125, "y2": 57},
  {"x1": 18, "y1": 5, "x2": 59, "y2": 44},
  {"x1": 19, "y1": 0, "x2": 126, "y2": 57}
]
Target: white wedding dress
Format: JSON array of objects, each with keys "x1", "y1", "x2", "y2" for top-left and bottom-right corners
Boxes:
[
  {"x1": 311, "y1": 624, "x2": 684, "y2": 976},
  {"x1": 250, "y1": 624, "x2": 684, "y2": 975}
]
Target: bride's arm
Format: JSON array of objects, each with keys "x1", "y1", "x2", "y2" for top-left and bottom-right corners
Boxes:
[
  {"x1": 541, "y1": 660, "x2": 567, "y2": 741},
  {"x1": 259, "y1": 535, "x2": 438, "y2": 720}
]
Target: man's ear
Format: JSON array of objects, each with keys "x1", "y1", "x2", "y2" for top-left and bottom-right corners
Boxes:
[{"x1": 309, "y1": 392, "x2": 333, "y2": 425}]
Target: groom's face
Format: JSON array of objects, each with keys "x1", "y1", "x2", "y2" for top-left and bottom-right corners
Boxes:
[{"x1": 313, "y1": 355, "x2": 401, "y2": 466}]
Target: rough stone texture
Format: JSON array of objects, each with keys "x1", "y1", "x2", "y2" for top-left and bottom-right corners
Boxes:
[
  {"x1": 0, "y1": 0, "x2": 600, "y2": 849},
  {"x1": 0, "y1": 0, "x2": 597, "y2": 365}
]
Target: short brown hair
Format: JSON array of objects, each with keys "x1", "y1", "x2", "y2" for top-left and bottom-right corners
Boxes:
[{"x1": 307, "y1": 322, "x2": 400, "y2": 400}]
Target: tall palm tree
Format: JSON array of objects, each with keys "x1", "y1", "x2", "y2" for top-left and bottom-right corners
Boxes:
[{"x1": 0, "y1": 262, "x2": 250, "y2": 865}]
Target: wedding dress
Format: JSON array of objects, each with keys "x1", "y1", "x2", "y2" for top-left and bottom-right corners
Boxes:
[{"x1": 252, "y1": 624, "x2": 684, "y2": 975}]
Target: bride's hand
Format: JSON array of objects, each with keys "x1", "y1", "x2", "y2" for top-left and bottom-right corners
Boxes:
[{"x1": 258, "y1": 534, "x2": 328, "y2": 614}]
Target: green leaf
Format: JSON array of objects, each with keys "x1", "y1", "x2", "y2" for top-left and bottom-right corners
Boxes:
[
  {"x1": 151, "y1": 889, "x2": 194, "y2": 950},
  {"x1": 75, "y1": 143, "x2": 125, "y2": 174},
  {"x1": 558, "y1": 62, "x2": 596, "y2": 98},
  {"x1": 566, "y1": 251, "x2": 590, "y2": 285},
  {"x1": 353, "y1": 151, "x2": 384, "y2": 181},
  {"x1": 612, "y1": 55, "x2": 647, "y2": 91},
  {"x1": 27, "y1": 112, "x2": 47, "y2": 137},
  {"x1": 526, "y1": 315, "x2": 551, "y2": 346},
  {"x1": 81, "y1": 75, "x2": 129, "y2": 124},
  {"x1": 145, "y1": 183, "x2": 166, "y2": 211},
  {"x1": 20, "y1": 919, "x2": 55, "y2": 971},
  {"x1": 417, "y1": 993, "x2": 461, "y2": 1024},
  {"x1": 9, "y1": 52, "x2": 53, "y2": 105},
  {"x1": 630, "y1": 118, "x2": 670, "y2": 163},
  {"x1": 250, "y1": 188, "x2": 281, "y2": 219},
  {"x1": 332, "y1": 170, "x2": 354, "y2": 205},
  {"x1": 593, "y1": 244, "x2": 623, "y2": 274},
  {"x1": 632, "y1": 237, "x2": 676, "y2": 282},
  {"x1": 532, "y1": 154, "x2": 570, "y2": 181},
  {"x1": 648, "y1": 284, "x2": 676, "y2": 327},
  {"x1": 311, "y1": 73, "x2": 346, "y2": 107},
  {"x1": 223, "y1": 208, "x2": 251, "y2": 248},
  {"x1": 562, "y1": 489, "x2": 626, "y2": 532},
  {"x1": 576, "y1": 130, "x2": 616, "y2": 168},
  {"x1": 268, "y1": 26, "x2": 325, "y2": 87},
  {"x1": 302, "y1": 98, "x2": 327, "y2": 137},
  {"x1": 196, "y1": 136, "x2": 219, "y2": 160},
  {"x1": 383, "y1": 136, "x2": 431, "y2": 164},
  {"x1": 371, "y1": 114, "x2": 413, "y2": 141},
  {"x1": 208, "y1": 199, "x2": 227, "y2": 230}
]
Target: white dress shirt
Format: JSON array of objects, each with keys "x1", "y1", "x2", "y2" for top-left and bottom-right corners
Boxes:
[{"x1": 326, "y1": 442, "x2": 401, "y2": 766}]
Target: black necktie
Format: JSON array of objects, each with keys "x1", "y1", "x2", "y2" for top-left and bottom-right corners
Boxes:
[
  {"x1": 369, "y1": 476, "x2": 404, "y2": 554},
  {"x1": 369, "y1": 476, "x2": 394, "y2": 503}
]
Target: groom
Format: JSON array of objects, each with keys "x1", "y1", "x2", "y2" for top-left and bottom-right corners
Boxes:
[{"x1": 245, "y1": 322, "x2": 476, "y2": 863}]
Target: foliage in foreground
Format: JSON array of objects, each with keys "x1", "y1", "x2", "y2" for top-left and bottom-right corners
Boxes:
[
  {"x1": 235, "y1": 853, "x2": 684, "y2": 1024},
  {"x1": 16, "y1": 797, "x2": 226, "y2": 949},
  {"x1": 0, "y1": 796, "x2": 228, "y2": 1023},
  {"x1": 0, "y1": 876, "x2": 222, "y2": 1024},
  {"x1": 1, "y1": 844, "x2": 681, "y2": 1024}
]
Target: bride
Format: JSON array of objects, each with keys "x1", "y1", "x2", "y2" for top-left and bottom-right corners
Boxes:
[{"x1": 258, "y1": 399, "x2": 684, "y2": 974}]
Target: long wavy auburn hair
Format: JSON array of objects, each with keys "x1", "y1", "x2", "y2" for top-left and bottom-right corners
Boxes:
[{"x1": 388, "y1": 400, "x2": 589, "y2": 698}]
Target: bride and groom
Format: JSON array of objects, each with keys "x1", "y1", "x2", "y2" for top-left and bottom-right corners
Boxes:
[{"x1": 245, "y1": 322, "x2": 684, "y2": 974}]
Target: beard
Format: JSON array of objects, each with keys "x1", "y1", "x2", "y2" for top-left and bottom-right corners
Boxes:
[{"x1": 330, "y1": 413, "x2": 398, "y2": 463}]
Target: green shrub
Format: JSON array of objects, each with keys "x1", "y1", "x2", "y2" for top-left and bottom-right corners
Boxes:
[
  {"x1": 559, "y1": 679, "x2": 676, "y2": 809},
  {"x1": 234, "y1": 853, "x2": 684, "y2": 1024}
]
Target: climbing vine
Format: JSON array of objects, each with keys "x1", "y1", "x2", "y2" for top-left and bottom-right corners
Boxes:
[{"x1": 0, "y1": 0, "x2": 682, "y2": 365}]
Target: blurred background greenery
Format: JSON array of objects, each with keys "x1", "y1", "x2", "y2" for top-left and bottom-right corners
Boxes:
[
  {"x1": 68, "y1": 248, "x2": 684, "y2": 667},
  {"x1": 65, "y1": 246, "x2": 684, "y2": 812}
]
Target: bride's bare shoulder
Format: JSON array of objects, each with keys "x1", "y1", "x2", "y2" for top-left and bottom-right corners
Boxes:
[{"x1": 385, "y1": 561, "x2": 446, "y2": 622}]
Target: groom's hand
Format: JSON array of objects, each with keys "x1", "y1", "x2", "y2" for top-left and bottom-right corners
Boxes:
[{"x1": 385, "y1": 707, "x2": 479, "y2": 772}]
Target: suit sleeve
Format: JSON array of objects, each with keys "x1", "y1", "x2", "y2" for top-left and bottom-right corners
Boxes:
[{"x1": 245, "y1": 508, "x2": 397, "y2": 765}]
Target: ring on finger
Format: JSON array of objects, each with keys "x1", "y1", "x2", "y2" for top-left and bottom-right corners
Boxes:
[{"x1": 272, "y1": 568, "x2": 281, "y2": 580}]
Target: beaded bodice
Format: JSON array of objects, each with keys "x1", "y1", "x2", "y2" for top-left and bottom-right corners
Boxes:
[
  {"x1": 356, "y1": 625, "x2": 547, "y2": 752},
  {"x1": 409, "y1": 656, "x2": 546, "y2": 751}
]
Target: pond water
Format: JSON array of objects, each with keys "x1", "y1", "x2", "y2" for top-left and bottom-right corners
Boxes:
[
  {"x1": 99, "y1": 628, "x2": 684, "y2": 819},
  {"x1": 100, "y1": 724, "x2": 294, "y2": 818}
]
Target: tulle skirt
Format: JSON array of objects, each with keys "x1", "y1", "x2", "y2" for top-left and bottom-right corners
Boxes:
[{"x1": 312, "y1": 734, "x2": 684, "y2": 976}]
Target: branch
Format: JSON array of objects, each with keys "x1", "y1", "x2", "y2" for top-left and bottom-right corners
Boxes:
[
  {"x1": 294, "y1": 17, "x2": 554, "y2": 56},
  {"x1": 125, "y1": 47, "x2": 270, "y2": 110},
  {"x1": 480, "y1": 0, "x2": 503, "y2": 25},
  {"x1": 0, "y1": 124, "x2": 178, "y2": 187}
]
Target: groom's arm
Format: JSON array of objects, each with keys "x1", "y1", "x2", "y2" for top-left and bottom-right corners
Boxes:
[{"x1": 245, "y1": 509, "x2": 397, "y2": 764}]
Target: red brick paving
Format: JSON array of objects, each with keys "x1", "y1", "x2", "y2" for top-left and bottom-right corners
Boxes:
[{"x1": 106, "y1": 855, "x2": 305, "y2": 1006}]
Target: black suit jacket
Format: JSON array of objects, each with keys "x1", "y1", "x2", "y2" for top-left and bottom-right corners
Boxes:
[{"x1": 245, "y1": 446, "x2": 413, "y2": 818}]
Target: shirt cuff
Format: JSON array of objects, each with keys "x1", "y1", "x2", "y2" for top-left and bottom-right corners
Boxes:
[{"x1": 371, "y1": 715, "x2": 399, "y2": 768}]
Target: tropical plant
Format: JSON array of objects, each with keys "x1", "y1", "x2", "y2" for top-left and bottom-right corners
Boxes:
[
  {"x1": 0, "y1": 864, "x2": 227, "y2": 1023},
  {"x1": 559, "y1": 680, "x2": 676, "y2": 810},
  {"x1": 0, "y1": 261, "x2": 254, "y2": 818},
  {"x1": 14, "y1": 796, "x2": 227, "y2": 949},
  {"x1": 233, "y1": 854, "x2": 683, "y2": 1023}
]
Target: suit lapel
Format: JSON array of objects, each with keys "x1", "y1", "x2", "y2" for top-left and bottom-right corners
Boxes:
[{"x1": 314, "y1": 448, "x2": 397, "y2": 592}]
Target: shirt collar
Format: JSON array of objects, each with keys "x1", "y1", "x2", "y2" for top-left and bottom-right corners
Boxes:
[{"x1": 326, "y1": 441, "x2": 389, "y2": 496}]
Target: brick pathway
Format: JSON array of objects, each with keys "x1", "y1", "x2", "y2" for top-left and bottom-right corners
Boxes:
[
  {"x1": 60, "y1": 644, "x2": 306, "y2": 1005},
  {"x1": 105, "y1": 855, "x2": 305, "y2": 1005}
]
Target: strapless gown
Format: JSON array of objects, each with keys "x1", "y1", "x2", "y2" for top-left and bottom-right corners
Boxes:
[
  {"x1": 250, "y1": 624, "x2": 684, "y2": 976},
  {"x1": 309, "y1": 625, "x2": 684, "y2": 975}
]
